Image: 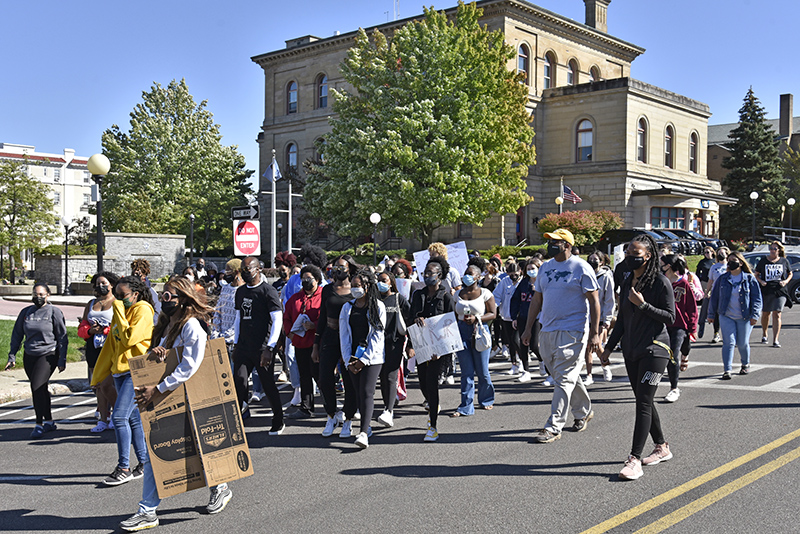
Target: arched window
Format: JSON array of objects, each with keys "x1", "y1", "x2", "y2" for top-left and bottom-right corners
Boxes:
[
  {"x1": 664, "y1": 125, "x2": 674, "y2": 168},
  {"x1": 286, "y1": 143, "x2": 297, "y2": 169},
  {"x1": 287, "y1": 81, "x2": 298, "y2": 114},
  {"x1": 517, "y1": 44, "x2": 530, "y2": 85},
  {"x1": 689, "y1": 132, "x2": 698, "y2": 173},
  {"x1": 567, "y1": 59, "x2": 578, "y2": 86},
  {"x1": 637, "y1": 118, "x2": 648, "y2": 163},
  {"x1": 317, "y1": 74, "x2": 328, "y2": 109},
  {"x1": 589, "y1": 66, "x2": 600, "y2": 82},
  {"x1": 314, "y1": 137, "x2": 326, "y2": 161},
  {"x1": 543, "y1": 52, "x2": 555, "y2": 89},
  {"x1": 577, "y1": 119, "x2": 593, "y2": 162}
]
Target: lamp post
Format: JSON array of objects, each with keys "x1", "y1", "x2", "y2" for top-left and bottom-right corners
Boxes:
[
  {"x1": 555, "y1": 196, "x2": 564, "y2": 214},
  {"x1": 370, "y1": 212, "x2": 381, "y2": 266},
  {"x1": 277, "y1": 222, "x2": 283, "y2": 252},
  {"x1": 750, "y1": 191, "x2": 759, "y2": 250},
  {"x1": 87, "y1": 154, "x2": 110, "y2": 272},
  {"x1": 189, "y1": 213, "x2": 195, "y2": 267},
  {"x1": 788, "y1": 198, "x2": 796, "y2": 242},
  {"x1": 60, "y1": 218, "x2": 71, "y2": 295}
]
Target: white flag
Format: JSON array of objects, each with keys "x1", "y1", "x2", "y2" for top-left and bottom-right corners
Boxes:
[{"x1": 262, "y1": 159, "x2": 282, "y2": 182}]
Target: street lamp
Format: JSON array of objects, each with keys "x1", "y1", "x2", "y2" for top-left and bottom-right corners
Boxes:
[
  {"x1": 189, "y1": 213, "x2": 195, "y2": 266},
  {"x1": 750, "y1": 191, "x2": 759, "y2": 250},
  {"x1": 277, "y1": 222, "x2": 283, "y2": 252},
  {"x1": 370, "y1": 212, "x2": 381, "y2": 266},
  {"x1": 60, "y1": 217, "x2": 71, "y2": 295},
  {"x1": 87, "y1": 153, "x2": 110, "y2": 272},
  {"x1": 555, "y1": 196, "x2": 564, "y2": 214},
  {"x1": 788, "y1": 198, "x2": 796, "y2": 241}
]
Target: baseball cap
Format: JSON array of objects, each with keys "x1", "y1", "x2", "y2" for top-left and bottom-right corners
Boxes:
[{"x1": 543, "y1": 228, "x2": 575, "y2": 246}]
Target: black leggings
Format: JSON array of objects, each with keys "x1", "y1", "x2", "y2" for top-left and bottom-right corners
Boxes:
[
  {"x1": 625, "y1": 352, "x2": 669, "y2": 459},
  {"x1": 233, "y1": 347, "x2": 283, "y2": 429},
  {"x1": 318, "y1": 330, "x2": 357, "y2": 418},
  {"x1": 295, "y1": 345, "x2": 318, "y2": 413},
  {"x1": 501, "y1": 320, "x2": 524, "y2": 368},
  {"x1": 24, "y1": 352, "x2": 57, "y2": 425},
  {"x1": 666, "y1": 327, "x2": 686, "y2": 390},
  {"x1": 417, "y1": 358, "x2": 442, "y2": 428},
  {"x1": 350, "y1": 364, "x2": 382, "y2": 434},
  {"x1": 492, "y1": 318, "x2": 503, "y2": 349},
  {"x1": 379, "y1": 338, "x2": 404, "y2": 412}
]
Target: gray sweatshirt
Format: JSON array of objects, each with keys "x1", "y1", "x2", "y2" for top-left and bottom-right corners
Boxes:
[{"x1": 8, "y1": 304, "x2": 69, "y2": 367}]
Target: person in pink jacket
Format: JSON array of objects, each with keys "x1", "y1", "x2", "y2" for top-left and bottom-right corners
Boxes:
[{"x1": 660, "y1": 255, "x2": 699, "y2": 403}]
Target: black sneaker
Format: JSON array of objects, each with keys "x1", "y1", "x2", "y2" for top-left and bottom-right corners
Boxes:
[
  {"x1": 206, "y1": 485, "x2": 233, "y2": 514},
  {"x1": 721, "y1": 371, "x2": 732, "y2": 381},
  {"x1": 119, "y1": 510, "x2": 158, "y2": 531},
  {"x1": 573, "y1": 410, "x2": 594, "y2": 432},
  {"x1": 103, "y1": 466, "x2": 134, "y2": 486},
  {"x1": 131, "y1": 463, "x2": 145, "y2": 479}
]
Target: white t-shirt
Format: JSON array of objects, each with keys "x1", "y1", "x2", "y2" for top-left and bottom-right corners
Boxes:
[{"x1": 455, "y1": 288, "x2": 492, "y2": 321}]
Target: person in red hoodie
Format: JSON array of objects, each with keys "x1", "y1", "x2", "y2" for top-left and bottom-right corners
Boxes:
[
  {"x1": 283, "y1": 265, "x2": 323, "y2": 419},
  {"x1": 660, "y1": 255, "x2": 699, "y2": 403}
]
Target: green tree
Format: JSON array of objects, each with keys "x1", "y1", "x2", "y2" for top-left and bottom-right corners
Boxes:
[
  {"x1": 537, "y1": 210, "x2": 622, "y2": 247},
  {"x1": 101, "y1": 79, "x2": 253, "y2": 254},
  {"x1": 305, "y1": 1, "x2": 536, "y2": 248},
  {"x1": 720, "y1": 88, "x2": 787, "y2": 239},
  {"x1": 0, "y1": 158, "x2": 59, "y2": 275}
]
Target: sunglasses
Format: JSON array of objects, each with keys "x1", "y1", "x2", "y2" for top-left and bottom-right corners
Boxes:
[{"x1": 161, "y1": 292, "x2": 180, "y2": 302}]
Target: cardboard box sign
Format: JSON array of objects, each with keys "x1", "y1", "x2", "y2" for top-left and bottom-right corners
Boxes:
[{"x1": 129, "y1": 337, "x2": 253, "y2": 498}]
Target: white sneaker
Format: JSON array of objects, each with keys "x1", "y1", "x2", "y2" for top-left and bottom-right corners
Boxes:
[
  {"x1": 322, "y1": 415, "x2": 336, "y2": 437},
  {"x1": 602, "y1": 365, "x2": 613, "y2": 382},
  {"x1": 445, "y1": 375, "x2": 455, "y2": 385},
  {"x1": 542, "y1": 376, "x2": 555, "y2": 387},
  {"x1": 353, "y1": 411, "x2": 361, "y2": 421},
  {"x1": 518, "y1": 371, "x2": 532, "y2": 383},
  {"x1": 664, "y1": 388, "x2": 681, "y2": 403},
  {"x1": 377, "y1": 410, "x2": 394, "y2": 428},
  {"x1": 583, "y1": 374, "x2": 594, "y2": 386},
  {"x1": 339, "y1": 420, "x2": 352, "y2": 439},
  {"x1": 506, "y1": 364, "x2": 520, "y2": 376},
  {"x1": 334, "y1": 411, "x2": 345, "y2": 426},
  {"x1": 248, "y1": 391, "x2": 264, "y2": 403},
  {"x1": 354, "y1": 432, "x2": 369, "y2": 449},
  {"x1": 424, "y1": 427, "x2": 439, "y2": 442},
  {"x1": 290, "y1": 388, "x2": 301, "y2": 406}
]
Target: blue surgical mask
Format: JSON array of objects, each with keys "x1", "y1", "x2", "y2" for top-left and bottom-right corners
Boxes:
[
  {"x1": 527, "y1": 268, "x2": 538, "y2": 279},
  {"x1": 461, "y1": 274, "x2": 475, "y2": 287},
  {"x1": 376, "y1": 281, "x2": 390, "y2": 294}
]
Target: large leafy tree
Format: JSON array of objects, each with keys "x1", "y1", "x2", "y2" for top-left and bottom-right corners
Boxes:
[
  {"x1": 0, "y1": 158, "x2": 59, "y2": 274},
  {"x1": 782, "y1": 147, "x2": 800, "y2": 228},
  {"x1": 720, "y1": 88, "x2": 787, "y2": 239},
  {"x1": 101, "y1": 79, "x2": 253, "y2": 254},
  {"x1": 305, "y1": 1, "x2": 536, "y2": 247}
]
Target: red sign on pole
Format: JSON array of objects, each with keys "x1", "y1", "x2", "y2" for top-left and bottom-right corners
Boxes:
[{"x1": 233, "y1": 220, "x2": 261, "y2": 257}]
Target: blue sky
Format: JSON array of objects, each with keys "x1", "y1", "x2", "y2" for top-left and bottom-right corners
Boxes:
[{"x1": 2, "y1": 0, "x2": 797, "y2": 190}]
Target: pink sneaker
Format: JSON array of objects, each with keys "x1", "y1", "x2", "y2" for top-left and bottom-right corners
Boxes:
[
  {"x1": 642, "y1": 443, "x2": 673, "y2": 466},
  {"x1": 619, "y1": 455, "x2": 643, "y2": 480}
]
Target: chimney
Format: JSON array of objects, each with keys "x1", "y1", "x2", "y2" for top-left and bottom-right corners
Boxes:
[
  {"x1": 584, "y1": 0, "x2": 611, "y2": 33},
  {"x1": 780, "y1": 93, "x2": 793, "y2": 138}
]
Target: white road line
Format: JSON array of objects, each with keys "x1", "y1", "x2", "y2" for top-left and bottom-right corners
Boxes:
[
  {"x1": 12, "y1": 397, "x2": 96, "y2": 424},
  {"x1": 0, "y1": 390, "x2": 91, "y2": 413},
  {"x1": 64, "y1": 409, "x2": 98, "y2": 421}
]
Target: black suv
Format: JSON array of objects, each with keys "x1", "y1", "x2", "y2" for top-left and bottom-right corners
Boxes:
[
  {"x1": 649, "y1": 229, "x2": 702, "y2": 255},
  {"x1": 669, "y1": 229, "x2": 725, "y2": 251},
  {"x1": 593, "y1": 229, "x2": 680, "y2": 255}
]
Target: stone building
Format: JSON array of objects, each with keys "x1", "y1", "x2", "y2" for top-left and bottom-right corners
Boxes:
[{"x1": 251, "y1": 0, "x2": 731, "y2": 253}]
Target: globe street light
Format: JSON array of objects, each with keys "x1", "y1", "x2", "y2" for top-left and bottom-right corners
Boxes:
[
  {"x1": 750, "y1": 191, "x2": 759, "y2": 250},
  {"x1": 555, "y1": 196, "x2": 564, "y2": 214},
  {"x1": 87, "y1": 153, "x2": 110, "y2": 272},
  {"x1": 370, "y1": 212, "x2": 382, "y2": 266},
  {"x1": 277, "y1": 222, "x2": 283, "y2": 252},
  {"x1": 60, "y1": 217, "x2": 71, "y2": 295},
  {"x1": 189, "y1": 213, "x2": 195, "y2": 266},
  {"x1": 788, "y1": 198, "x2": 796, "y2": 241}
]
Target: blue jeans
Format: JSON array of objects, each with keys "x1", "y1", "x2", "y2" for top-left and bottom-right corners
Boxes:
[
  {"x1": 719, "y1": 315, "x2": 753, "y2": 372},
  {"x1": 286, "y1": 341, "x2": 300, "y2": 389},
  {"x1": 456, "y1": 321, "x2": 494, "y2": 415},
  {"x1": 139, "y1": 454, "x2": 227, "y2": 513},
  {"x1": 112, "y1": 373, "x2": 147, "y2": 470}
]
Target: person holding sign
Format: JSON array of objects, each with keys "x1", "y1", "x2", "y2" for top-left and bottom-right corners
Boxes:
[
  {"x1": 408, "y1": 256, "x2": 455, "y2": 442},
  {"x1": 339, "y1": 269, "x2": 386, "y2": 449},
  {"x1": 120, "y1": 277, "x2": 233, "y2": 531},
  {"x1": 451, "y1": 264, "x2": 497, "y2": 416}
]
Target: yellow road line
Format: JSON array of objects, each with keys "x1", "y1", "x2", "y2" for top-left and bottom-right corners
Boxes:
[
  {"x1": 581, "y1": 426, "x2": 800, "y2": 534},
  {"x1": 634, "y1": 444, "x2": 800, "y2": 533}
]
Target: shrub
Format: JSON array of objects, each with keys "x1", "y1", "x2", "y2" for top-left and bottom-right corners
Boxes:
[{"x1": 537, "y1": 210, "x2": 623, "y2": 247}]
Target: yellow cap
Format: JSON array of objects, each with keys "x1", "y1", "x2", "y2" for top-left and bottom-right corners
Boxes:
[{"x1": 543, "y1": 228, "x2": 575, "y2": 246}]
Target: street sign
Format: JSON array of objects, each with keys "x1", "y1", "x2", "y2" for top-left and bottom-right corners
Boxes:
[
  {"x1": 231, "y1": 205, "x2": 259, "y2": 220},
  {"x1": 233, "y1": 220, "x2": 261, "y2": 256}
]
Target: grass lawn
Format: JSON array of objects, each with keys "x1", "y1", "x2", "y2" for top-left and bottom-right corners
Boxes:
[{"x1": 0, "y1": 319, "x2": 85, "y2": 369}]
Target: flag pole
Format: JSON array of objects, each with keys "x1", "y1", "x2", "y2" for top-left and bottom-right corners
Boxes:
[
  {"x1": 287, "y1": 173, "x2": 293, "y2": 255},
  {"x1": 559, "y1": 176, "x2": 564, "y2": 214},
  {"x1": 271, "y1": 149, "x2": 277, "y2": 265}
]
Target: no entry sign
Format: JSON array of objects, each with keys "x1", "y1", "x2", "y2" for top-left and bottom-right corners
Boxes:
[{"x1": 233, "y1": 220, "x2": 261, "y2": 256}]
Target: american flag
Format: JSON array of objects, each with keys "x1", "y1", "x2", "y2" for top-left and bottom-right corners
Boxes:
[{"x1": 563, "y1": 184, "x2": 582, "y2": 204}]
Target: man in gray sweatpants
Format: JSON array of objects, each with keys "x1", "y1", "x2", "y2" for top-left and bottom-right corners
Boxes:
[{"x1": 521, "y1": 229, "x2": 601, "y2": 443}]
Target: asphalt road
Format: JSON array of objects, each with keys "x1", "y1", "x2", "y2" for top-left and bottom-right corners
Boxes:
[{"x1": 2, "y1": 309, "x2": 800, "y2": 533}]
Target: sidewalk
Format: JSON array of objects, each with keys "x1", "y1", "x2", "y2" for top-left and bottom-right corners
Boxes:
[{"x1": 0, "y1": 361, "x2": 90, "y2": 403}]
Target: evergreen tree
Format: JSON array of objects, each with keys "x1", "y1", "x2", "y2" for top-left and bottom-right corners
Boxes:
[{"x1": 720, "y1": 88, "x2": 787, "y2": 239}]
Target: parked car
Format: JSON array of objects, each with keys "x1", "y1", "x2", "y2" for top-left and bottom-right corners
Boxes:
[
  {"x1": 743, "y1": 252, "x2": 800, "y2": 304},
  {"x1": 669, "y1": 229, "x2": 726, "y2": 251},
  {"x1": 649, "y1": 229, "x2": 702, "y2": 255},
  {"x1": 592, "y1": 228, "x2": 680, "y2": 255}
]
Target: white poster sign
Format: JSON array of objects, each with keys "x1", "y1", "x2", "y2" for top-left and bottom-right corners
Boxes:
[
  {"x1": 395, "y1": 278, "x2": 412, "y2": 300},
  {"x1": 406, "y1": 312, "x2": 464, "y2": 364},
  {"x1": 412, "y1": 241, "x2": 469, "y2": 278}
]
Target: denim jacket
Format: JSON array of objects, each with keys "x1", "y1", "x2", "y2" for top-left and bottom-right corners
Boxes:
[{"x1": 707, "y1": 271, "x2": 762, "y2": 322}]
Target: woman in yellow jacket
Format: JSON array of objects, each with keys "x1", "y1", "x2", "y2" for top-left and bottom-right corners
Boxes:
[{"x1": 91, "y1": 275, "x2": 155, "y2": 487}]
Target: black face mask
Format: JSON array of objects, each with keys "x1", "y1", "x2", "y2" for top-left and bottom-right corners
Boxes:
[
  {"x1": 547, "y1": 243, "x2": 562, "y2": 258},
  {"x1": 241, "y1": 270, "x2": 256, "y2": 285},
  {"x1": 94, "y1": 285, "x2": 110, "y2": 297},
  {"x1": 625, "y1": 255, "x2": 646, "y2": 271},
  {"x1": 333, "y1": 268, "x2": 349, "y2": 281},
  {"x1": 717, "y1": 254, "x2": 727, "y2": 262},
  {"x1": 223, "y1": 273, "x2": 236, "y2": 284},
  {"x1": 301, "y1": 279, "x2": 315, "y2": 292},
  {"x1": 32, "y1": 296, "x2": 46, "y2": 308},
  {"x1": 161, "y1": 300, "x2": 179, "y2": 316},
  {"x1": 728, "y1": 261, "x2": 741, "y2": 271}
]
